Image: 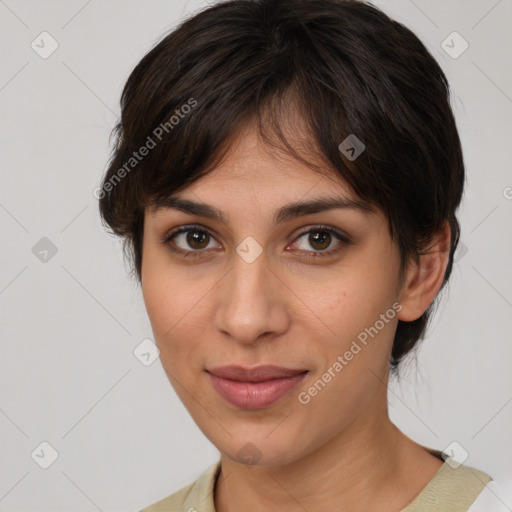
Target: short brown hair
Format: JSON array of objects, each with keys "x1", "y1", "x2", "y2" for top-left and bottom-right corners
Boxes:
[{"x1": 98, "y1": 0, "x2": 465, "y2": 372}]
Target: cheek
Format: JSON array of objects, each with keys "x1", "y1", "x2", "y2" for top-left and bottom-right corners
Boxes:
[
  {"x1": 141, "y1": 266, "x2": 169, "y2": 335},
  {"x1": 141, "y1": 253, "x2": 181, "y2": 349},
  {"x1": 316, "y1": 264, "x2": 396, "y2": 330},
  {"x1": 141, "y1": 260, "x2": 211, "y2": 374},
  {"x1": 142, "y1": 246, "x2": 185, "y2": 332},
  {"x1": 305, "y1": 257, "x2": 399, "y2": 379}
]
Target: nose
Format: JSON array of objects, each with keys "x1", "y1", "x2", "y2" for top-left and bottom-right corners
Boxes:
[{"x1": 214, "y1": 244, "x2": 290, "y2": 346}]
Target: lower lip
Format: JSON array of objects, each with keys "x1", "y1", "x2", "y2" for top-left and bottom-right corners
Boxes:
[{"x1": 208, "y1": 371, "x2": 308, "y2": 409}]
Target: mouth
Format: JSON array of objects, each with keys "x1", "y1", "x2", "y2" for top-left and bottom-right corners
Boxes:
[
  {"x1": 206, "y1": 364, "x2": 309, "y2": 381},
  {"x1": 206, "y1": 365, "x2": 309, "y2": 409}
]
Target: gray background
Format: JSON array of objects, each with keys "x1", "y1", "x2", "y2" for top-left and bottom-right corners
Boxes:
[{"x1": 0, "y1": 0, "x2": 511, "y2": 510}]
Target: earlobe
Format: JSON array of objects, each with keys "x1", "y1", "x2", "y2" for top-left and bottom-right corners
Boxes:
[{"x1": 397, "y1": 222, "x2": 451, "y2": 322}]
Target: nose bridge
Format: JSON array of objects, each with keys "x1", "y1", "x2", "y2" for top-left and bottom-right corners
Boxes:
[
  {"x1": 215, "y1": 239, "x2": 286, "y2": 344},
  {"x1": 229, "y1": 241, "x2": 271, "y2": 314},
  {"x1": 230, "y1": 232, "x2": 269, "y2": 291},
  {"x1": 234, "y1": 242, "x2": 268, "y2": 293}
]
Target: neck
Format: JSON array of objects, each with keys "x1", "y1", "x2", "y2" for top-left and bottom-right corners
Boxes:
[{"x1": 214, "y1": 402, "x2": 443, "y2": 512}]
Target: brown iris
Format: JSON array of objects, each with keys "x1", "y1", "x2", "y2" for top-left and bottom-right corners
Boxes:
[
  {"x1": 187, "y1": 230, "x2": 210, "y2": 250},
  {"x1": 307, "y1": 230, "x2": 331, "y2": 251}
]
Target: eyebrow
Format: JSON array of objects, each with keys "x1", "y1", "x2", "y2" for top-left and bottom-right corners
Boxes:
[{"x1": 152, "y1": 194, "x2": 374, "y2": 227}]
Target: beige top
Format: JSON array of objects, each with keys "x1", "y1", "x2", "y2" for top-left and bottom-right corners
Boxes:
[{"x1": 140, "y1": 450, "x2": 492, "y2": 512}]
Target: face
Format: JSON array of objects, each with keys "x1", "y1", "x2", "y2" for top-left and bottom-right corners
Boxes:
[{"x1": 141, "y1": 124, "x2": 406, "y2": 468}]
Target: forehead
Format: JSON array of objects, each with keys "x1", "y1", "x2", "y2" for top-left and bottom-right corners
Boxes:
[
  {"x1": 167, "y1": 122, "x2": 353, "y2": 199},
  {"x1": 147, "y1": 143, "x2": 377, "y2": 232},
  {"x1": 147, "y1": 121, "x2": 380, "y2": 228}
]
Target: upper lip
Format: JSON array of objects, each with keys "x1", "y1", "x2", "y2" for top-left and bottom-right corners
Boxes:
[{"x1": 206, "y1": 365, "x2": 308, "y2": 382}]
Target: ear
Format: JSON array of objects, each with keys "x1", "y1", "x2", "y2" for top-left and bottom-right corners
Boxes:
[{"x1": 397, "y1": 222, "x2": 451, "y2": 322}]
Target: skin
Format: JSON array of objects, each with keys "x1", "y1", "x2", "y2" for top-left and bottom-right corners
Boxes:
[{"x1": 141, "y1": 122, "x2": 451, "y2": 512}]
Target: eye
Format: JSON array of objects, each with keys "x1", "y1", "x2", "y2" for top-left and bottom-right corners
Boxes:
[
  {"x1": 162, "y1": 225, "x2": 220, "y2": 257},
  {"x1": 162, "y1": 224, "x2": 350, "y2": 259},
  {"x1": 289, "y1": 225, "x2": 349, "y2": 259}
]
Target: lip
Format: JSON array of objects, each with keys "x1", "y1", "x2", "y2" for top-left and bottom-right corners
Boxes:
[{"x1": 206, "y1": 365, "x2": 308, "y2": 409}]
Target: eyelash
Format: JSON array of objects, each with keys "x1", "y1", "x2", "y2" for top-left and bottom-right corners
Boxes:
[{"x1": 161, "y1": 224, "x2": 350, "y2": 260}]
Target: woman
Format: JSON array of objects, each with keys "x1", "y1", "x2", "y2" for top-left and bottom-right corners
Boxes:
[{"x1": 98, "y1": 0, "x2": 503, "y2": 510}]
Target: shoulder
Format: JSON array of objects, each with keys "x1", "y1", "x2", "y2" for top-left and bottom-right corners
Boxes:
[
  {"x1": 139, "y1": 461, "x2": 221, "y2": 512},
  {"x1": 402, "y1": 457, "x2": 494, "y2": 512}
]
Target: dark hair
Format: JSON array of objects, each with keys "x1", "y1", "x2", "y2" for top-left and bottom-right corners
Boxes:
[{"x1": 98, "y1": 0, "x2": 465, "y2": 372}]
